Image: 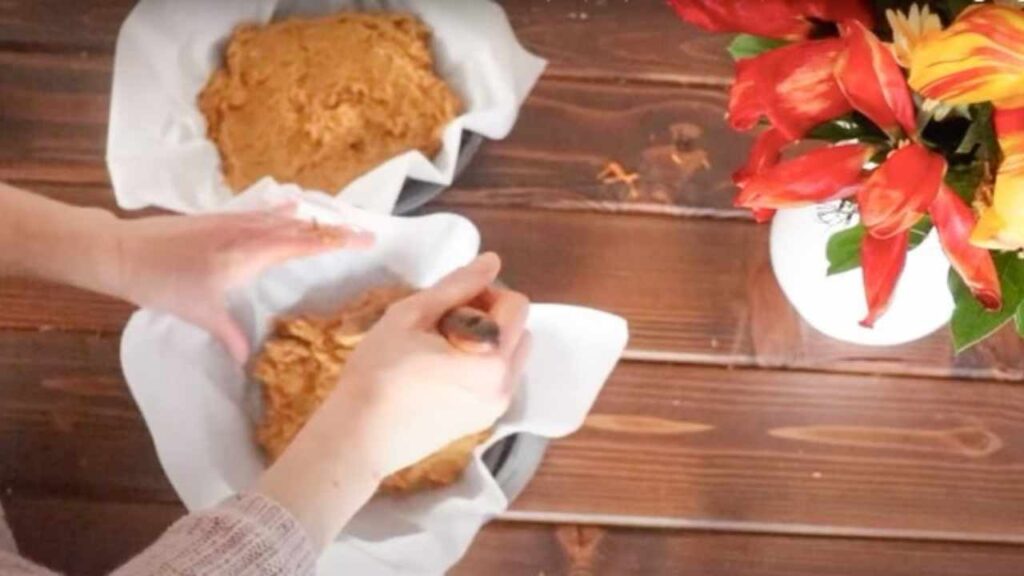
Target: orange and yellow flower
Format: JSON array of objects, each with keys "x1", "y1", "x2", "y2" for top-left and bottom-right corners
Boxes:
[
  {"x1": 908, "y1": 4, "x2": 1024, "y2": 108},
  {"x1": 972, "y1": 106, "x2": 1024, "y2": 250},
  {"x1": 886, "y1": 4, "x2": 943, "y2": 68},
  {"x1": 671, "y1": 0, "x2": 1011, "y2": 328}
]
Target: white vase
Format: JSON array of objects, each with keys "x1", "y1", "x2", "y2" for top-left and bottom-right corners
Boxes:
[{"x1": 769, "y1": 203, "x2": 954, "y2": 346}]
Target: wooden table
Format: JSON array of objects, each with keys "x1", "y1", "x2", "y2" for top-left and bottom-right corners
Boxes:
[{"x1": 1, "y1": 1, "x2": 1024, "y2": 574}]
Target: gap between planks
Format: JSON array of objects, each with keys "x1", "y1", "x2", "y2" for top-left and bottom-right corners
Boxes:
[
  {"x1": 0, "y1": 323, "x2": 1004, "y2": 383},
  {"x1": 499, "y1": 510, "x2": 1024, "y2": 547}
]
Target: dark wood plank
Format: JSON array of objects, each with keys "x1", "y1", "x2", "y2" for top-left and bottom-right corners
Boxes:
[
  {"x1": 0, "y1": 52, "x2": 111, "y2": 176},
  {"x1": 509, "y1": 524, "x2": 1024, "y2": 573},
  {"x1": 3, "y1": 330, "x2": 1024, "y2": 540},
  {"x1": 0, "y1": 331, "x2": 173, "y2": 502},
  {"x1": 0, "y1": 1, "x2": 130, "y2": 53},
  {"x1": 462, "y1": 207, "x2": 1023, "y2": 380},
  {"x1": 505, "y1": 0, "x2": 733, "y2": 84},
  {"x1": 515, "y1": 360, "x2": 1024, "y2": 541},
  {"x1": 0, "y1": 0, "x2": 733, "y2": 85},
  {"x1": 2, "y1": 497, "x2": 181, "y2": 576},
  {"x1": 443, "y1": 78, "x2": 747, "y2": 215},
  {"x1": 0, "y1": 278, "x2": 133, "y2": 333},
  {"x1": 0, "y1": 51, "x2": 747, "y2": 215},
  {"x1": 4, "y1": 497, "x2": 1023, "y2": 576},
  {"x1": 1, "y1": 195, "x2": 1020, "y2": 380}
]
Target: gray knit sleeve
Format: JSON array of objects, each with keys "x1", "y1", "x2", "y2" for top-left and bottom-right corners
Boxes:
[{"x1": 111, "y1": 493, "x2": 316, "y2": 576}]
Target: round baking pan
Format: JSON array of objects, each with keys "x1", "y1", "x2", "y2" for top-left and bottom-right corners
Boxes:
[
  {"x1": 482, "y1": 433, "x2": 548, "y2": 502},
  {"x1": 394, "y1": 133, "x2": 485, "y2": 215}
]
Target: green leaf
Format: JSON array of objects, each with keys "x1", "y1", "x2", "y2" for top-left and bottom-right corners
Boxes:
[
  {"x1": 826, "y1": 225, "x2": 866, "y2": 276},
  {"x1": 727, "y1": 34, "x2": 787, "y2": 60},
  {"x1": 956, "y1": 104, "x2": 998, "y2": 161},
  {"x1": 826, "y1": 218, "x2": 933, "y2": 276},
  {"x1": 807, "y1": 114, "x2": 889, "y2": 145},
  {"x1": 910, "y1": 219, "x2": 934, "y2": 248},
  {"x1": 1017, "y1": 301, "x2": 1024, "y2": 338},
  {"x1": 950, "y1": 253, "x2": 1024, "y2": 353},
  {"x1": 944, "y1": 164, "x2": 983, "y2": 204}
]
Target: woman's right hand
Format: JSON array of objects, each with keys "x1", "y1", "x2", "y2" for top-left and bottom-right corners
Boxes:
[
  {"x1": 336, "y1": 252, "x2": 531, "y2": 478},
  {"x1": 255, "y1": 253, "x2": 531, "y2": 551}
]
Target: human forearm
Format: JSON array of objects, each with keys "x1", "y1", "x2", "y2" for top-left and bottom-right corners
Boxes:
[
  {"x1": 254, "y1": 387, "x2": 383, "y2": 552},
  {"x1": 0, "y1": 182, "x2": 126, "y2": 299},
  {"x1": 253, "y1": 255, "x2": 529, "y2": 552}
]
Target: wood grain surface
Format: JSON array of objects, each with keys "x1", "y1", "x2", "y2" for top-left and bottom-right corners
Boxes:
[
  {"x1": 4, "y1": 497, "x2": 1024, "y2": 576},
  {"x1": 4, "y1": 185, "x2": 1023, "y2": 380},
  {"x1": 0, "y1": 50, "x2": 747, "y2": 214},
  {"x1": 0, "y1": 0, "x2": 734, "y2": 84},
  {"x1": 2, "y1": 0, "x2": 1024, "y2": 573},
  {"x1": 2, "y1": 330, "x2": 1022, "y2": 542}
]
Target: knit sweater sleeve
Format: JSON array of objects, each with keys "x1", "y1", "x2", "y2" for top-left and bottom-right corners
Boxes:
[{"x1": 111, "y1": 493, "x2": 316, "y2": 576}]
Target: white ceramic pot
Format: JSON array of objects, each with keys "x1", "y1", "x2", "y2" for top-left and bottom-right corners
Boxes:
[{"x1": 769, "y1": 203, "x2": 954, "y2": 346}]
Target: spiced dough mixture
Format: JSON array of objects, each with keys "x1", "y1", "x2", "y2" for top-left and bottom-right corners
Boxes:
[
  {"x1": 200, "y1": 13, "x2": 461, "y2": 194},
  {"x1": 253, "y1": 285, "x2": 490, "y2": 494}
]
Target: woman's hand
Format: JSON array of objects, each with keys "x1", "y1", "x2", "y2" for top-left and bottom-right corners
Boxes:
[
  {"x1": 116, "y1": 203, "x2": 374, "y2": 363},
  {"x1": 255, "y1": 253, "x2": 531, "y2": 551},
  {"x1": 0, "y1": 184, "x2": 370, "y2": 364},
  {"x1": 339, "y1": 252, "x2": 531, "y2": 477}
]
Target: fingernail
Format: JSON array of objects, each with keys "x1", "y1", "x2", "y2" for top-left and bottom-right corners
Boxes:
[
  {"x1": 340, "y1": 222, "x2": 370, "y2": 235},
  {"x1": 345, "y1": 228, "x2": 376, "y2": 247},
  {"x1": 268, "y1": 199, "x2": 299, "y2": 214},
  {"x1": 314, "y1": 223, "x2": 376, "y2": 248},
  {"x1": 473, "y1": 252, "x2": 500, "y2": 269}
]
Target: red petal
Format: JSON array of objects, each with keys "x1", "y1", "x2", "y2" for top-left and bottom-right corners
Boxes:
[
  {"x1": 668, "y1": 0, "x2": 811, "y2": 40},
  {"x1": 733, "y1": 128, "x2": 790, "y2": 187},
  {"x1": 729, "y1": 58, "x2": 766, "y2": 132},
  {"x1": 667, "y1": 0, "x2": 873, "y2": 40},
  {"x1": 860, "y1": 231, "x2": 909, "y2": 328},
  {"x1": 799, "y1": 0, "x2": 875, "y2": 30},
  {"x1": 735, "y1": 143, "x2": 870, "y2": 210},
  {"x1": 835, "y1": 20, "x2": 917, "y2": 137},
  {"x1": 858, "y1": 144, "x2": 946, "y2": 238},
  {"x1": 995, "y1": 105, "x2": 1024, "y2": 144},
  {"x1": 930, "y1": 184, "x2": 1002, "y2": 310},
  {"x1": 728, "y1": 39, "x2": 852, "y2": 140}
]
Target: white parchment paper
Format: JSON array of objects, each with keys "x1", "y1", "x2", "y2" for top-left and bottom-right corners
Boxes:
[
  {"x1": 107, "y1": 0, "x2": 546, "y2": 214},
  {"x1": 119, "y1": 185, "x2": 629, "y2": 575}
]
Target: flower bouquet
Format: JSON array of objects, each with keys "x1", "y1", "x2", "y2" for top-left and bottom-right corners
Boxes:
[{"x1": 670, "y1": 0, "x2": 1024, "y2": 351}]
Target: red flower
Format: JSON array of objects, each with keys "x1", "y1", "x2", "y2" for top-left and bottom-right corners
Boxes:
[
  {"x1": 734, "y1": 128, "x2": 790, "y2": 222},
  {"x1": 930, "y1": 184, "x2": 1002, "y2": 310},
  {"x1": 733, "y1": 128, "x2": 789, "y2": 187},
  {"x1": 668, "y1": 0, "x2": 874, "y2": 41},
  {"x1": 729, "y1": 39, "x2": 852, "y2": 140},
  {"x1": 858, "y1": 144, "x2": 946, "y2": 239},
  {"x1": 835, "y1": 20, "x2": 917, "y2": 138},
  {"x1": 734, "y1": 143, "x2": 871, "y2": 210},
  {"x1": 860, "y1": 231, "x2": 909, "y2": 328}
]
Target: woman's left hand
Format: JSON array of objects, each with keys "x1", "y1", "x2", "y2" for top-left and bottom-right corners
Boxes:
[{"x1": 115, "y1": 202, "x2": 374, "y2": 363}]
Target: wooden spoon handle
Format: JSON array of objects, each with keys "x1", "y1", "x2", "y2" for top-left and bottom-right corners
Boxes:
[{"x1": 439, "y1": 306, "x2": 501, "y2": 354}]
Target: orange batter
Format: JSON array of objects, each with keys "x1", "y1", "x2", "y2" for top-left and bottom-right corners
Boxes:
[
  {"x1": 253, "y1": 286, "x2": 491, "y2": 494},
  {"x1": 199, "y1": 13, "x2": 461, "y2": 194}
]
